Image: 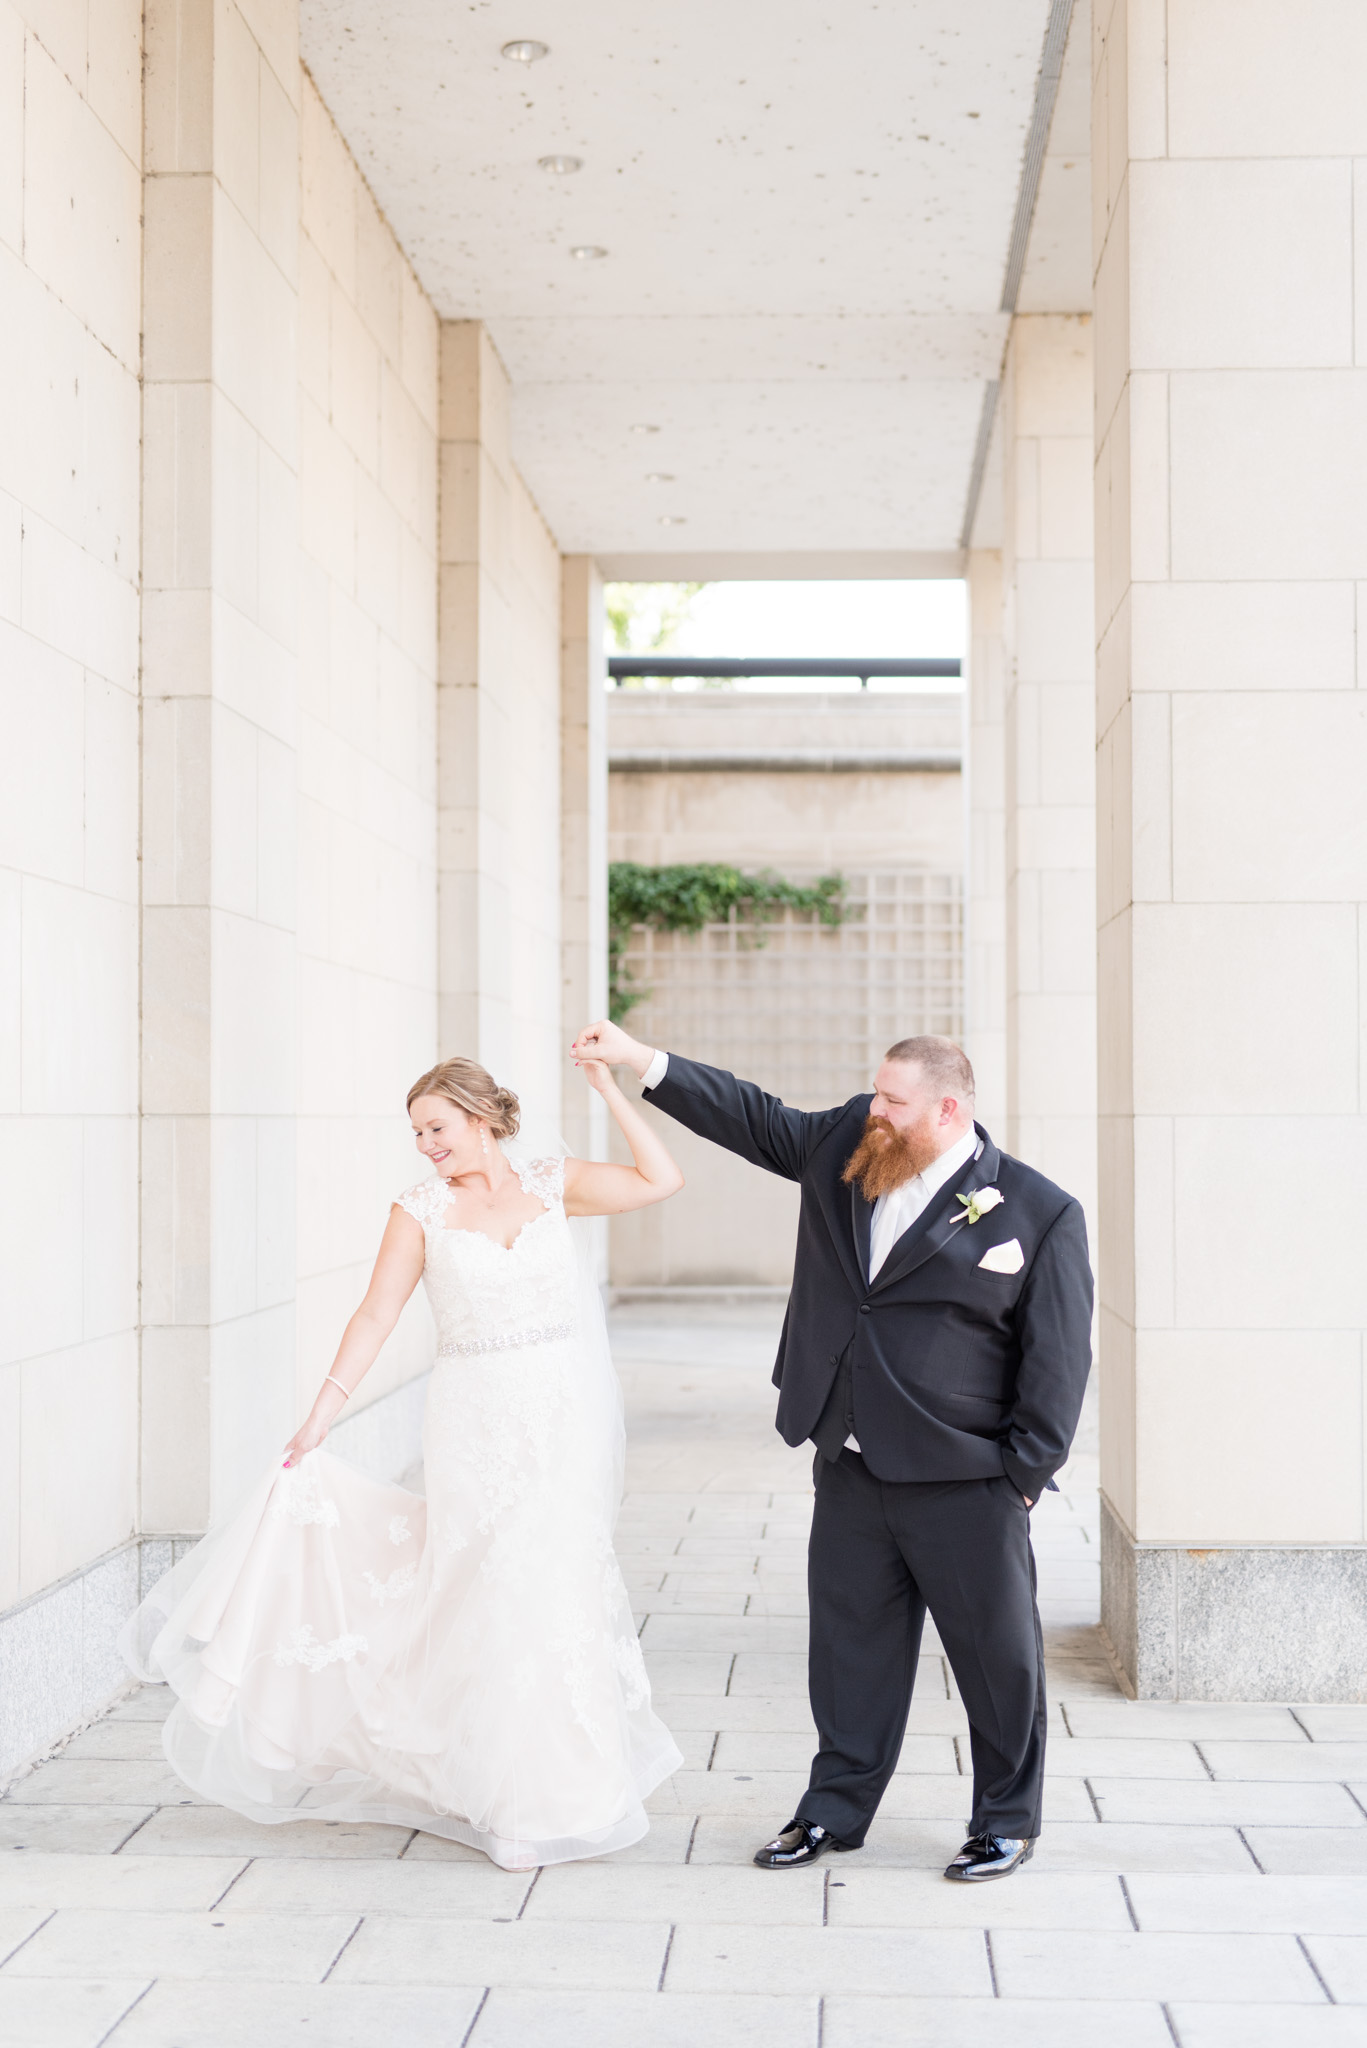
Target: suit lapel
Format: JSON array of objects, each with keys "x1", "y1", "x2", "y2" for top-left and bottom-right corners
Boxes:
[
  {"x1": 868, "y1": 1125, "x2": 1001, "y2": 1295},
  {"x1": 850, "y1": 1181, "x2": 874, "y2": 1284}
]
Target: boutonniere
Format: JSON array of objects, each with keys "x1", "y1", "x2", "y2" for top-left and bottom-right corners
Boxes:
[{"x1": 957, "y1": 1187, "x2": 1004, "y2": 1226}]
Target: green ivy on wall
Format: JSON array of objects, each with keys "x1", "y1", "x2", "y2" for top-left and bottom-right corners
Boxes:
[{"x1": 608, "y1": 862, "x2": 850, "y2": 1023}]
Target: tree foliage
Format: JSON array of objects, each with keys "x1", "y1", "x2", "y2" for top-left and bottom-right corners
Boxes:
[
  {"x1": 608, "y1": 862, "x2": 850, "y2": 1023},
  {"x1": 604, "y1": 582, "x2": 705, "y2": 677}
]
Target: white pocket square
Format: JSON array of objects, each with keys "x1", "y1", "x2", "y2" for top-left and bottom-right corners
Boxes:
[{"x1": 978, "y1": 1238, "x2": 1024, "y2": 1275}]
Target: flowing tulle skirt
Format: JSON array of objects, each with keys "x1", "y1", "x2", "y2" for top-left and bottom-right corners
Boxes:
[{"x1": 120, "y1": 1334, "x2": 681, "y2": 1869}]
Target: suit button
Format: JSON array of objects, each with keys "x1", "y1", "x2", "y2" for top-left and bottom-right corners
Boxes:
[{"x1": 859, "y1": 1304, "x2": 871, "y2": 1315}]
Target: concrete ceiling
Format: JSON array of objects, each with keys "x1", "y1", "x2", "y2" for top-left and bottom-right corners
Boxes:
[{"x1": 302, "y1": 0, "x2": 1090, "y2": 567}]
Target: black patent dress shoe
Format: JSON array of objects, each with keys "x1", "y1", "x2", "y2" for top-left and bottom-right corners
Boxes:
[
  {"x1": 753, "y1": 1819, "x2": 856, "y2": 1869},
  {"x1": 943, "y1": 1832, "x2": 1035, "y2": 1881}
]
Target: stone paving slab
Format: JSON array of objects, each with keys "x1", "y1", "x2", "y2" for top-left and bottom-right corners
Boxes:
[
  {"x1": 1307, "y1": 1936, "x2": 1367, "y2": 2003},
  {"x1": 1168, "y1": 2010, "x2": 1367, "y2": 2048},
  {"x1": 666, "y1": 1921, "x2": 992, "y2": 1996},
  {"x1": 110, "y1": 1979, "x2": 486, "y2": 2046},
  {"x1": 0, "y1": 1807, "x2": 154, "y2": 1854},
  {"x1": 0, "y1": 1853, "x2": 246, "y2": 1912},
  {"x1": 224, "y1": 1856, "x2": 531, "y2": 1917},
  {"x1": 821, "y1": 1995, "x2": 1177, "y2": 2046},
  {"x1": 118, "y1": 1808, "x2": 415, "y2": 1858},
  {"x1": 1244, "y1": 1829, "x2": 1367, "y2": 1875},
  {"x1": 825, "y1": 1868, "x2": 1134, "y2": 1929},
  {"x1": 989, "y1": 1927, "x2": 1326, "y2": 2001},
  {"x1": 3, "y1": 1761, "x2": 209, "y2": 1809},
  {"x1": 475, "y1": 1988, "x2": 819, "y2": 2047},
  {"x1": 1, "y1": 1302, "x2": 1361, "y2": 2047},
  {"x1": 1090, "y1": 1778, "x2": 1365, "y2": 1828},
  {"x1": 0, "y1": 1978, "x2": 153, "y2": 2048},
  {"x1": 526, "y1": 1861, "x2": 826, "y2": 1924},
  {"x1": 6, "y1": 1908, "x2": 360, "y2": 1982},
  {"x1": 332, "y1": 1915, "x2": 670, "y2": 1989},
  {"x1": 59, "y1": 1723, "x2": 169, "y2": 1763},
  {"x1": 1125, "y1": 1874, "x2": 1367, "y2": 1934},
  {"x1": 1201, "y1": 1741, "x2": 1367, "y2": 1781}
]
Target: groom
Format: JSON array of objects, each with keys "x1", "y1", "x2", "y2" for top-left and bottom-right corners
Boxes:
[{"x1": 572, "y1": 1021, "x2": 1093, "y2": 1882}]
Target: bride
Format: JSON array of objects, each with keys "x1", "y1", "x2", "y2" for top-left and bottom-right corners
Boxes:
[{"x1": 121, "y1": 1053, "x2": 686, "y2": 1870}]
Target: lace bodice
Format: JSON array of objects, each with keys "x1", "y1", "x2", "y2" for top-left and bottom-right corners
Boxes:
[{"x1": 396, "y1": 1156, "x2": 578, "y2": 1353}]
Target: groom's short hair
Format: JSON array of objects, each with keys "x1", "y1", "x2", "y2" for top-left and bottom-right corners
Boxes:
[{"x1": 884, "y1": 1035, "x2": 975, "y2": 1103}]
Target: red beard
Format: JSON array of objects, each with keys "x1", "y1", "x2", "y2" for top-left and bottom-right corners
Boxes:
[{"x1": 841, "y1": 1114, "x2": 944, "y2": 1202}]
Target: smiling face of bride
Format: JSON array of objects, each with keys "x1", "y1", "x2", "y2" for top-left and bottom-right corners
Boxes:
[{"x1": 409, "y1": 1095, "x2": 492, "y2": 1182}]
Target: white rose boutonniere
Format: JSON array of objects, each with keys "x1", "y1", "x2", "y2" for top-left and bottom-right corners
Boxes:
[{"x1": 957, "y1": 1186, "x2": 1004, "y2": 1226}]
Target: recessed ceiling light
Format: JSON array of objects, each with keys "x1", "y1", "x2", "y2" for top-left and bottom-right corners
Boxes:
[
  {"x1": 570, "y1": 245, "x2": 608, "y2": 261},
  {"x1": 645, "y1": 473, "x2": 675, "y2": 483},
  {"x1": 539, "y1": 154, "x2": 582, "y2": 174},
  {"x1": 501, "y1": 39, "x2": 548, "y2": 63},
  {"x1": 630, "y1": 423, "x2": 661, "y2": 435},
  {"x1": 658, "y1": 515, "x2": 687, "y2": 527}
]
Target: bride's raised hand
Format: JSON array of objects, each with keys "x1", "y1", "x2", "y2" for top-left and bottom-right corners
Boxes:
[
  {"x1": 578, "y1": 1057, "x2": 616, "y2": 1097},
  {"x1": 571, "y1": 1018, "x2": 649, "y2": 1073}
]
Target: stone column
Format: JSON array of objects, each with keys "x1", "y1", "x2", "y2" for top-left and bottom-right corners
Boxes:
[
  {"x1": 1001, "y1": 314, "x2": 1097, "y2": 1239},
  {"x1": 560, "y1": 556, "x2": 608, "y2": 1169},
  {"x1": 139, "y1": 0, "x2": 300, "y2": 1530},
  {"x1": 1093, "y1": 0, "x2": 1367, "y2": 1696},
  {"x1": 436, "y1": 322, "x2": 563, "y2": 1121},
  {"x1": 963, "y1": 548, "x2": 1007, "y2": 1132}
]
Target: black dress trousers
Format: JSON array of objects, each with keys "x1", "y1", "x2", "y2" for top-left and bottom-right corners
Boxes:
[{"x1": 796, "y1": 1448, "x2": 1047, "y2": 1845}]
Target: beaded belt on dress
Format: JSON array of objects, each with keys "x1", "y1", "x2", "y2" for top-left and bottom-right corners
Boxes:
[{"x1": 436, "y1": 1320, "x2": 573, "y2": 1359}]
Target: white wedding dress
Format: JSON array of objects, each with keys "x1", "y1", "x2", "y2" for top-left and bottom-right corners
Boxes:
[{"x1": 121, "y1": 1153, "x2": 682, "y2": 1869}]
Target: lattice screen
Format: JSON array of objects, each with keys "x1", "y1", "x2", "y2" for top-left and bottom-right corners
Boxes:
[{"x1": 619, "y1": 869, "x2": 963, "y2": 1110}]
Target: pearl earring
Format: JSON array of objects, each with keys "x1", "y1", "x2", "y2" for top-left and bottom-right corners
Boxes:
[{"x1": 480, "y1": 1127, "x2": 489, "y2": 1156}]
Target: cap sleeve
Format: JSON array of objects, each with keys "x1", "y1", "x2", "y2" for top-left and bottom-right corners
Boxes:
[
  {"x1": 514, "y1": 1155, "x2": 565, "y2": 1208},
  {"x1": 395, "y1": 1177, "x2": 449, "y2": 1232}
]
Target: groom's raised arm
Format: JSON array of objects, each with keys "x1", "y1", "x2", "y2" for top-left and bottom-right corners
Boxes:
[
  {"x1": 645, "y1": 1051, "x2": 847, "y2": 1182},
  {"x1": 570, "y1": 1021, "x2": 847, "y2": 1183}
]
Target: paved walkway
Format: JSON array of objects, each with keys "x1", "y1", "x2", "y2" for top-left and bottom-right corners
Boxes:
[{"x1": 2, "y1": 1301, "x2": 1366, "y2": 2046}]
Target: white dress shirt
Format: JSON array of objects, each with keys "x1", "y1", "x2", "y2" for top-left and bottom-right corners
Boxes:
[
  {"x1": 641, "y1": 1048, "x2": 670, "y2": 1091},
  {"x1": 867, "y1": 1124, "x2": 981, "y2": 1280}
]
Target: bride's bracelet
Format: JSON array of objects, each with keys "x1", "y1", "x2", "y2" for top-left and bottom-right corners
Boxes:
[{"x1": 323, "y1": 1373, "x2": 349, "y2": 1402}]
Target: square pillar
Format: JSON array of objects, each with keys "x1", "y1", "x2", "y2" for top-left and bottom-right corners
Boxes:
[
  {"x1": 437, "y1": 322, "x2": 563, "y2": 1121},
  {"x1": 1001, "y1": 314, "x2": 1097, "y2": 1238},
  {"x1": 1093, "y1": 0, "x2": 1367, "y2": 1696},
  {"x1": 139, "y1": 0, "x2": 300, "y2": 1530},
  {"x1": 964, "y1": 548, "x2": 1007, "y2": 1132},
  {"x1": 560, "y1": 556, "x2": 608, "y2": 1170}
]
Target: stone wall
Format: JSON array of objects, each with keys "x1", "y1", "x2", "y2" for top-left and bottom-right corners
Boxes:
[
  {"x1": 0, "y1": 3, "x2": 575, "y2": 1778},
  {"x1": 295, "y1": 73, "x2": 440, "y2": 1420},
  {"x1": 437, "y1": 324, "x2": 565, "y2": 1130},
  {"x1": 0, "y1": 0, "x2": 143, "y2": 1615}
]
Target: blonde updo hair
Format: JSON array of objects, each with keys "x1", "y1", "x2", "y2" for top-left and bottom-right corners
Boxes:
[{"x1": 406, "y1": 1057, "x2": 520, "y2": 1140}]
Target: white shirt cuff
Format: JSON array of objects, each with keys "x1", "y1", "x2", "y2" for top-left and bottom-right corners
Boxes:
[{"x1": 641, "y1": 1048, "x2": 669, "y2": 1091}]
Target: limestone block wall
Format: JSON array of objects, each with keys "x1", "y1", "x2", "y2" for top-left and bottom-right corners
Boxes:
[
  {"x1": 139, "y1": 0, "x2": 303, "y2": 1534},
  {"x1": 437, "y1": 324, "x2": 564, "y2": 1127},
  {"x1": 295, "y1": 75, "x2": 440, "y2": 1420},
  {"x1": 1092, "y1": 0, "x2": 1367, "y2": 1696},
  {"x1": 0, "y1": 0, "x2": 143, "y2": 1610},
  {"x1": 1001, "y1": 314, "x2": 1097, "y2": 1242},
  {"x1": 963, "y1": 550, "x2": 1007, "y2": 1132}
]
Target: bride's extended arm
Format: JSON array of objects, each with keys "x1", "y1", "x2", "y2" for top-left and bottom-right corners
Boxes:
[
  {"x1": 282, "y1": 1209, "x2": 426, "y2": 1467},
  {"x1": 563, "y1": 1060, "x2": 685, "y2": 1217}
]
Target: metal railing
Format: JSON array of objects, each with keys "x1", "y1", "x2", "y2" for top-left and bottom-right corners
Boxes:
[{"x1": 607, "y1": 656, "x2": 962, "y2": 688}]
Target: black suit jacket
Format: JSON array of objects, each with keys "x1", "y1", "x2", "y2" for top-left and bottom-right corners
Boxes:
[{"x1": 645, "y1": 1054, "x2": 1094, "y2": 1501}]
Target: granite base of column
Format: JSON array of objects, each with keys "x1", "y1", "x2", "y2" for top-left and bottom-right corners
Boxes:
[{"x1": 1100, "y1": 1494, "x2": 1367, "y2": 1702}]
